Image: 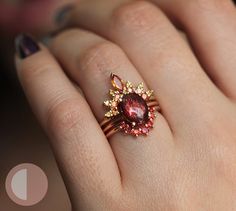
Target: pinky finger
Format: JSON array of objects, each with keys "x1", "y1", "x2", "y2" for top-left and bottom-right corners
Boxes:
[{"x1": 15, "y1": 34, "x2": 122, "y2": 210}]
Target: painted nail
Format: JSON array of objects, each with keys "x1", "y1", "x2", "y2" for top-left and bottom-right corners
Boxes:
[
  {"x1": 15, "y1": 34, "x2": 40, "y2": 59},
  {"x1": 41, "y1": 35, "x2": 52, "y2": 46},
  {"x1": 54, "y1": 4, "x2": 73, "y2": 26}
]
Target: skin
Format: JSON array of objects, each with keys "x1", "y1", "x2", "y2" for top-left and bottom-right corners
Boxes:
[{"x1": 15, "y1": 0, "x2": 236, "y2": 210}]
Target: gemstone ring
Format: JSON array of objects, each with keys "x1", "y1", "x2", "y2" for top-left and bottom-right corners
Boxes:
[{"x1": 100, "y1": 74, "x2": 160, "y2": 138}]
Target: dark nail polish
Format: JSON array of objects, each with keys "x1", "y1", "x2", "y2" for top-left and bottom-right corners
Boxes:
[
  {"x1": 15, "y1": 34, "x2": 40, "y2": 59},
  {"x1": 55, "y1": 4, "x2": 73, "y2": 25}
]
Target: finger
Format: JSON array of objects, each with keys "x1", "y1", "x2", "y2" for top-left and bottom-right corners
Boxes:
[
  {"x1": 50, "y1": 29, "x2": 173, "y2": 181},
  {"x1": 15, "y1": 34, "x2": 121, "y2": 210},
  {"x1": 152, "y1": 0, "x2": 236, "y2": 100},
  {"x1": 67, "y1": 0, "x2": 226, "y2": 133}
]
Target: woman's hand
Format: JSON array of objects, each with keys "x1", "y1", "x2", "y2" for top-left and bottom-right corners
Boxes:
[{"x1": 15, "y1": 0, "x2": 236, "y2": 210}]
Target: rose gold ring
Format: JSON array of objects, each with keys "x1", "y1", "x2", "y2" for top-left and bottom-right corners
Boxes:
[{"x1": 100, "y1": 73, "x2": 160, "y2": 138}]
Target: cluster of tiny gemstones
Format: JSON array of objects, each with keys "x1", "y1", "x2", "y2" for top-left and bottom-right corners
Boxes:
[
  {"x1": 120, "y1": 106, "x2": 156, "y2": 136},
  {"x1": 104, "y1": 74, "x2": 157, "y2": 137}
]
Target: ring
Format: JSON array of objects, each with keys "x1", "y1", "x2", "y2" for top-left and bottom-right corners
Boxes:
[{"x1": 100, "y1": 73, "x2": 160, "y2": 138}]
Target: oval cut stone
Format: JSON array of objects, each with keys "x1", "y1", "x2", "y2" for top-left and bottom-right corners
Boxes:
[{"x1": 118, "y1": 93, "x2": 149, "y2": 124}]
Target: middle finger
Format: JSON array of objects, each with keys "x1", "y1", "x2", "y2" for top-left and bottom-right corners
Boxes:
[{"x1": 69, "y1": 0, "x2": 227, "y2": 135}]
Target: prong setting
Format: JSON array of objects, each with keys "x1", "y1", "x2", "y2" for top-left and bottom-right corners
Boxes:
[{"x1": 103, "y1": 73, "x2": 158, "y2": 137}]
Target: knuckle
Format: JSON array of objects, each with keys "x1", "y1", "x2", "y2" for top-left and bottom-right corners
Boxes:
[
  {"x1": 211, "y1": 145, "x2": 236, "y2": 184},
  {"x1": 203, "y1": 134, "x2": 236, "y2": 181},
  {"x1": 79, "y1": 41, "x2": 122, "y2": 77},
  {"x1": 20, "y1": 59, "x2": 55, "y2": 85},
  {"x1": 186, "y1": 0, "x2": 234, "y2": 13},
  {"x1": 210, "y1": 142, "x2": 236, "y2": 167},
  {"x1": 51, "y1": 28, "x2": 80, "y2": 52},
  {"x1": 53, "y1": 28, "x2": 80, "y2": 45},
  {"x1": 46, "y1": 98, "x2": 86, "y2": 139},
  {"x1": 112, "y1": 1, "x2": 160, "y2": 31}
]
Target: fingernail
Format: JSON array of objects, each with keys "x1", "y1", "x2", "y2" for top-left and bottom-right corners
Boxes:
[
  {"x1": 15, "y1": 34, "x2": 40, "y2": 59},
  {"x1": 41, "y1": 35, "x2": 52, "y2": 46},
  {"x1": 54, "y1": 4, "x2": 73, "y2": 26}
]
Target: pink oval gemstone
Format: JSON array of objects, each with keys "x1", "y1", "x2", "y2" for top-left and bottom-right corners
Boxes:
[{"x1": 119, "y1": 93, "x2": 149, "y2": 124}]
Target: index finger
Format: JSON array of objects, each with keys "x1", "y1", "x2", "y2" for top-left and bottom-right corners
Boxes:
[{"x1": 15, "y1": 34, "x2": 122, "y2": 210}]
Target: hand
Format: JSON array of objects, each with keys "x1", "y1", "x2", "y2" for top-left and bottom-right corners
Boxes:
[{"x1": 15, "y1": 0, "x2": 236, "y2": 210}]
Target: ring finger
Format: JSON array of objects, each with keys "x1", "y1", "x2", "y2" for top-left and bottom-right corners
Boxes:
[
  {"x1": 50, "y1": 29, "x2": 173, "y2": 181},
  {"x1": 67, "y1": 0, "x2": 231, "y2": 136}
]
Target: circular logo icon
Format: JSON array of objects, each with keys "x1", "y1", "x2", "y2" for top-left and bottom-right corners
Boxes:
[{"x1": 5, "y1": 163, "x2": 48, "y2": 206}]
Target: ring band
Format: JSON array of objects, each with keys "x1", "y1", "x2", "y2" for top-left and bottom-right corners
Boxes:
[{"x1": 100, "y1": 73, "x2": 160, "y2": 138}]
